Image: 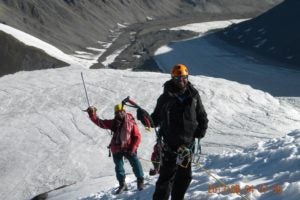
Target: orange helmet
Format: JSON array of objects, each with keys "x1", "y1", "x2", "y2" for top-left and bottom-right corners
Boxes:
[{"x1": 171, "y1": 64, "x2": 189, "y2": 77}]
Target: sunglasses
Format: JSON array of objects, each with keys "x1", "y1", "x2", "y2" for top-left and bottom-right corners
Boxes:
[{"x1": 173, "y1": 75, "x2": 188, "y2": 81}]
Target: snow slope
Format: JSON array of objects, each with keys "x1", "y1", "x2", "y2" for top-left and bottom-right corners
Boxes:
[
  {"x1": 68, "y1": 130, "x2": 300, "y2": 200},
  {"x1": 0, "y1": 21, "x2": 300, "y2": 200},
  {"x1": 0, "y1": 67, "x2": 299, "y2": 200}
]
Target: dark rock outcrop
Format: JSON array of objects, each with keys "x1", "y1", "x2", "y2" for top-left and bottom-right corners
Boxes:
[{"x1": 0, "y1": 30, "x2": 67, "y2": 77}]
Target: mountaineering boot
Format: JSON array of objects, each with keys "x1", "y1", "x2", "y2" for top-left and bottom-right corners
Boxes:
[
  {"x1": 115, "y1": 181, "x2": 128, "y2": 194},
  {"x1": 137, "y1": 178, "x2": 144, "y2": 191}
]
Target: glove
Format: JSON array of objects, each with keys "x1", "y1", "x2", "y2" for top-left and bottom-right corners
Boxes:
[
  {"x1": 129, "y1": 148, "x2": 137, "y2": 156},
  {"x1": 194, "y1": 127, "x2": 205, "y2": 139},
  {"x1": 137, "y1": 108, "x2": 146, "y2": 121},
  {"x1": 137, "y1": 108, "x2": 152, "y2": 128},
  {"x1": 87, "y1": 106, "x2": 97, "y2": 117}
]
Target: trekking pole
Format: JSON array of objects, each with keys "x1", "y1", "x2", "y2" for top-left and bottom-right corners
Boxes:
[{"x1": 81, "y1": 72, "x2": 90, "y2": 108}]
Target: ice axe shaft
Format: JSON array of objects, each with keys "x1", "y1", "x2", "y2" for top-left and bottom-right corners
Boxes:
[{"x1": 81, "y1": 72, "x2": 90, "y2": 108}]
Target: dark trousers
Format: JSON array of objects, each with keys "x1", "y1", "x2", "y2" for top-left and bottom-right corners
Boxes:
[
  {"x1": 112, "y1": 152, "x2": 144, "y2": 183},
  {"x1": 153, "y1": 151, "x2": 192, "y2": 200}
]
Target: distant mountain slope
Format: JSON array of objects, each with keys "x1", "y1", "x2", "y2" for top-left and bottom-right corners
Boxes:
[
  {"x1": 0, "y1": 0, "x2": 281, "y2": 53},
  {"x1": 0, "y1": 30, "x2": 67, "y2": 77},
  {"x1": 0, "y1": 0, "x2": 282, "y2": 75},
  {"x1": 218, "y1": 0, "x2": 300, "y2": 68}
]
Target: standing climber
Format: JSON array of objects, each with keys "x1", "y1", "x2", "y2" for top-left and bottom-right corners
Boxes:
[
  {"x1": 87, "y1": 104, "x2": 144, "y2": 194},
  {"x1": 150, "y1": 64, "x2": 208, "y2": 200}
]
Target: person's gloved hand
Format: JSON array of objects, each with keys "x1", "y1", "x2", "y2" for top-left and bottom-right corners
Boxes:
[
  {"x1": 137, "y1": 108, "x2": 152, "y2": 128},
  {"x1": 123, "y1": 150, "x2": 136, "y2": 157},
  {"x1": 87, "y1": 106, "x2": 97, "y2": 117},
  {"x1": 137, "y1": 108, "x2": 146, "y2": 121},
  {"x1": 194, "y1": 127, "x2": 205, "y2": 139},
  {"x1": 129, "y1": 148, "x2": 137, "y2": 156}
]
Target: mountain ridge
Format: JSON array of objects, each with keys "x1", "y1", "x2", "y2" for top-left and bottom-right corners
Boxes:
[
  {"x1": 218, "y1": 0, "x2": 300, "y2": 68},
  {"x1": 0, "y1": 0, "x2": 282, "y2": 75}
]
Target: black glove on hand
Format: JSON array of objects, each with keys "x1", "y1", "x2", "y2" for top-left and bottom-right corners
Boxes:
[
  {"x1": 137, "y1": 108, "x2": 151, "y2": 127},
  {"x1": 87, "y1": 106, "x2": 97, "y2": 117},
  {"x1": 137, "y1": 108, "x2": 145, "y2": 120},
  {"x1": 194, "y1": 127, "x2": 205, "y2": 139}
]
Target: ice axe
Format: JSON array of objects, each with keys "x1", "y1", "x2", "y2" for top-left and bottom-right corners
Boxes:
[{"x1": 81, "y1": 72, "x2": 96, "y2": 113}]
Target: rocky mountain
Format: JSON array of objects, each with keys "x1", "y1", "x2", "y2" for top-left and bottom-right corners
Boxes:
[
  {"x1": 0, "y1": 30, "x2": 67, "y2": 76},
  {"x1": 218, "y1": 0, "x2": 300, "y2": 68},
  {"x1": 0, "y1": 0, "x2": 282, "y2": 76}
]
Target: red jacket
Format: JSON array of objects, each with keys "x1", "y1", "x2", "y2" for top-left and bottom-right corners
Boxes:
[{"x1": 89, "y1": 112, "x2": 141, "y2": 154}]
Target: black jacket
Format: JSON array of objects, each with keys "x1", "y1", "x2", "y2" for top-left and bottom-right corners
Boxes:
[{"x1": 151, "y1": 80, "x2": 208, "y2": 150}]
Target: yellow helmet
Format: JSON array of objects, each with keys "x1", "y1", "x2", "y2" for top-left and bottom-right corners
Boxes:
[
  {"x1": 171, "y1": 64, "x2": 189, "y2": 77},
  {"x1": 114, "y1": 104, "x2": 125, "y2": 113}
]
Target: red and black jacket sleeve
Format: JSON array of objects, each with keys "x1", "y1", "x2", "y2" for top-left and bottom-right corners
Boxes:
[{"x1": 89, "y1": 113, "x2": 114, "y2": 130}]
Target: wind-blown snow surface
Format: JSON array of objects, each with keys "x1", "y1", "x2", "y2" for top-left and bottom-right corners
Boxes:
[
  {"x1": 0, "y1": 67, "x2": 299, "y2": 200},
  {"x1": 0, "y1": 20, "x2": 300, "y2": 200}
]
